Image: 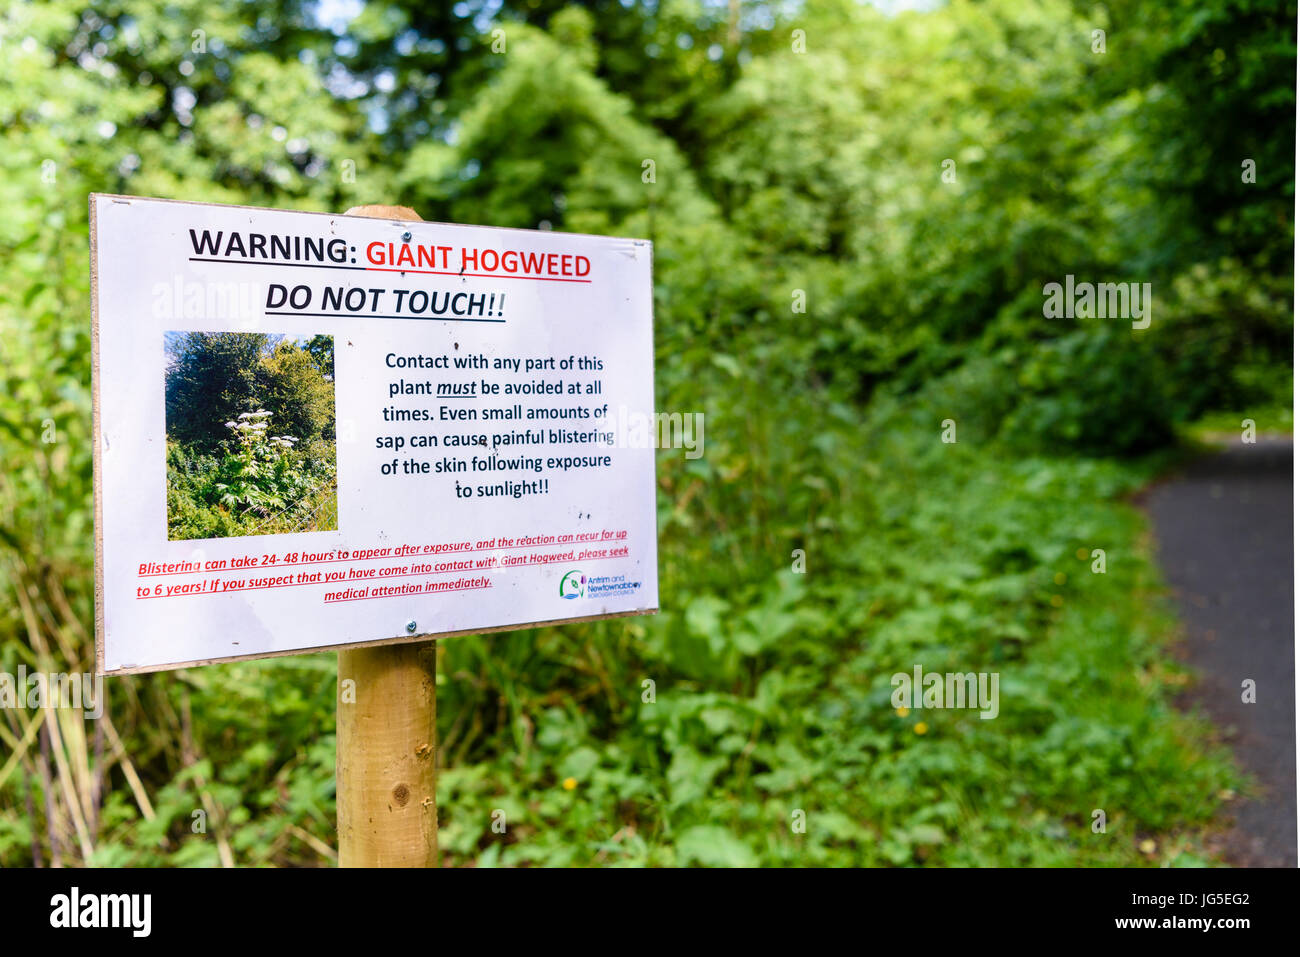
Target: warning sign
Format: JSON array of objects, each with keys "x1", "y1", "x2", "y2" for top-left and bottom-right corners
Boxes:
[{"x1": 91, "y1": 194, "x2": 658, "y2": 674}]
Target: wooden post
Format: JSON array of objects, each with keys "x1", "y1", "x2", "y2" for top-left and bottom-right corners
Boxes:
[{"x1": 336, "y1": 204, "x2": 438, "y2": 868}]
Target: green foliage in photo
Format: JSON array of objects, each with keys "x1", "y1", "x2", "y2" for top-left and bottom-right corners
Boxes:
[{"x1": 164, "y1": 333, "x2": 336, "y2": 539}]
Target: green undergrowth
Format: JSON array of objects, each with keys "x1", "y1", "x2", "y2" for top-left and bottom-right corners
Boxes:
[
  {"x1": 0, "y1": 335, "x2": 1242, "y2": 868},
  {"x1": 425, "y1": 355, "x2": 1240, "y2": 867}
]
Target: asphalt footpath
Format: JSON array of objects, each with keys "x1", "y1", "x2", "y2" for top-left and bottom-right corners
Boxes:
[{"x1": 1142, "y1": 437, "x2": 1296, "y2": 867}]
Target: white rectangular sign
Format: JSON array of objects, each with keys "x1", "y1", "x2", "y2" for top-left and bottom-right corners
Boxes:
[{"x1": 91, "y1": 194, "x2": 658, "y2": 674}]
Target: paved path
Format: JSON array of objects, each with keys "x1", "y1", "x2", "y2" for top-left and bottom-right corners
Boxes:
[{"x1": 1143, "y1": 438, "x2": 1295, "y2": 867}]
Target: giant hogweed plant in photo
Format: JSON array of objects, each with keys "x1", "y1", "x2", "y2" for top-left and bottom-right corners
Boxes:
[{"x1": 167, "y1": 410, "x2": 337, "y2": 540}]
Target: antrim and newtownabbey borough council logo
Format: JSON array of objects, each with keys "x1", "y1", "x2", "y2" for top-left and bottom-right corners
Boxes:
[
  {"x1": 559, "y1": 569, "x2": 642, "y2": 601},
  {"x1": 560, "y1": 570, "x2": 587, "y2": 599}
]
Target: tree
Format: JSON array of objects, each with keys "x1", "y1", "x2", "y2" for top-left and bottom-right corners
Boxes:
[
  {"x1": 257, "y1": 338, "x2": 335, "y2": 444},
  {"x1": 304, "y1": 334, "x2": 335, "y2": 379},
  {"x1": 165, "y1": 332, "x2": 269, "y2": 452}
]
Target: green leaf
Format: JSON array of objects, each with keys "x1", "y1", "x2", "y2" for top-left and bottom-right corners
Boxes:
[{"x1": 675, "y1": 826, "x2": 757, "y2": 868}]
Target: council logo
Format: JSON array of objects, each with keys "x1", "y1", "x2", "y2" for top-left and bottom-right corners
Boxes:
[{"x1": 559, "y1": 569, "x2": 586, "y2": 599}]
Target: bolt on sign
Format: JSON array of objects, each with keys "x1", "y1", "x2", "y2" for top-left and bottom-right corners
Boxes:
[{"x1": 91, "y1": 194, "x2": 659, "y2": 674}]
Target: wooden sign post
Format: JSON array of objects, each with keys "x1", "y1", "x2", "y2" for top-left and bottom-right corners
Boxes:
[
  {"x1": 336, "y1": 205, "x2": 437, "y2": 868},
  {"x1": 337, "y1": 639, "x2": 437, "y2": 867}
]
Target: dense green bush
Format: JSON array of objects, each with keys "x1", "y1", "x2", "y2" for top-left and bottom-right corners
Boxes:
[
  {"x1": 999, "y1": 329, "x2": 1176, "y2": 456},
  {"x1": 1152, "y1": 261, "x2": 1294, "y2": 421},
  {"x1": 166, "y1": 413, "x2": 336, "y2": 540}
]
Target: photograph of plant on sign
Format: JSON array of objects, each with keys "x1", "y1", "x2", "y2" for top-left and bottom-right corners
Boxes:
[{"x1": 164, "y1": 331, "x2": 337, "y2": 540}]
